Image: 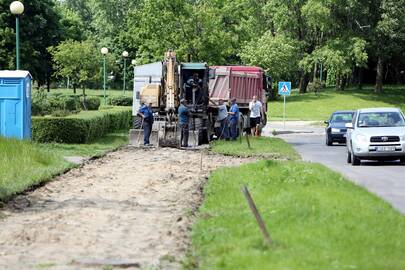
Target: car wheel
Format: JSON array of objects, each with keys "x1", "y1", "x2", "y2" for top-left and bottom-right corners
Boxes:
[
  {"x1": 351, "y1": 151, "x2": 361, "y2": 166},
  {"x1": 347, "y1": 150, "x2": 352, "y2": 163},
  {"x1": 326, "y1": 135, "x2": 333, "y2": 146},
  {"x1": 400, "y1": 158, "x2": 405, "y2": 164}
]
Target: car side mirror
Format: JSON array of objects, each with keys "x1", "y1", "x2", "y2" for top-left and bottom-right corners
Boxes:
[
  {"x1": 345, "y1": 123, "x2": 353, "y2": 129},
  {"x1": 324, "y1": 120, "x2": 329, "y2": 124}
]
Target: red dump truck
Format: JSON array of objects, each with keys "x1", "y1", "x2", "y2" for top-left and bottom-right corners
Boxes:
[{"x1": 208, "y1": 66, "x2": 271, "y2": 135}]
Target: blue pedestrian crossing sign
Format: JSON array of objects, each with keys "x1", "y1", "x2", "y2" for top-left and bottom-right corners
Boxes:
[{"x1": 278, "y1": 82, "x2": 292, "y2": 96}]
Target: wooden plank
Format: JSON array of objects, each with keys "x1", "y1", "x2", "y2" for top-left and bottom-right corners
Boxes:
[{"x1": 241, "y1": 185, "x2": 272, "y2": 246}]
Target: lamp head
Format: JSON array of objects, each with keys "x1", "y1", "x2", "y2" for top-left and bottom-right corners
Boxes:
[
  {"x1": 101, "y1": 47, "x2": 109, "y2": 55},
  {"x1": 122, "y1": 51, "x2": 129, "y2": 58},
  {"x1": 10, "y1": 1, "x2": 24, "y2": 15},
  {"x1": 131, "y1": 59, "x2": 137, "y2": 65}
]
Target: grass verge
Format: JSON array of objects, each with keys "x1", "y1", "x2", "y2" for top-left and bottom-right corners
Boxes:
[
  {"x1": 0, "y1": 130, "x2": 129, "y2": 201},
  {"x1": 269, "y1": 85, "x2": 405, "y2": 121},
  {"x1": 210, "y1": 137, "x2": 299, "y2": 160},
  {"x1": 189, "y1": 139, "x2": 405, "y2": 270},
  {"x1": 0, "y1": 138, "x2": 71, "y2": 201}
]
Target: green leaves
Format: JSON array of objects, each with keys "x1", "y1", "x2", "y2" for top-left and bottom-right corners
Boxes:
[{"x1": 240, "y1": 33, "x2": 302, "y2": 82}]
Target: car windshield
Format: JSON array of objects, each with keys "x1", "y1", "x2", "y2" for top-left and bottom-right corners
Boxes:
[
  {"x1": 331, "y1": 113, "x2": 353, "y2": 123},
  {"x1": 357, "y1": 111, "x2": 405, "y2": 127}
]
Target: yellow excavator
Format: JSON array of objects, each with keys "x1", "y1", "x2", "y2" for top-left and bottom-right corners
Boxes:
[{"x1": 130, "y1": 49, "x2": 210, "y2": 147}]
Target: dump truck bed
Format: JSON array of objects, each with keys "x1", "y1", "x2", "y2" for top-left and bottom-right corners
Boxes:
[{"x1": 208, "y1": 66, "x2": 266, "y2": 108}]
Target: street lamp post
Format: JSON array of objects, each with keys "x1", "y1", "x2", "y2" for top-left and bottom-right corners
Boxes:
[
  {"x1": 10, "y1": 1, "x2": 24, "y2": 70},
  {"x1": 101, "y1": 47, "x2": 109, "y2": 105},
  {"x1": 122, "y1": 51, "x2": 129, "y2": 95}
]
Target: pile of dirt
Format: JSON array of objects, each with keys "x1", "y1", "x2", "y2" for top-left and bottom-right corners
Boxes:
[{"x1": 0, "y1": 147, "x2": 253, "y2": 270}]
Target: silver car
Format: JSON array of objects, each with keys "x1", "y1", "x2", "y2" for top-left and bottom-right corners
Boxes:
[{"x1": 346, "y1": 108, "x2": 405, "y2": 165}]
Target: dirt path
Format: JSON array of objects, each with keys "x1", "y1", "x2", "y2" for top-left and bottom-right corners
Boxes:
[{"x1": 0, "y1": 147, "x2": 252, "y2": 270}]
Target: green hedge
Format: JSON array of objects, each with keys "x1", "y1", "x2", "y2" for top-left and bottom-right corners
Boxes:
[
  {"x1": 81, "y1": 96, "x2": 101, "y2": 110},
  {"x1": 32, "y1": 107, "x2": 132, "y2": 143},
  {"x1": 108, "y1": 96, "x2": 133, "y2": 106}
]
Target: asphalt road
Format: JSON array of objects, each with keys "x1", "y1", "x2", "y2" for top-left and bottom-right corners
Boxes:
[{"x1": 264, "y1": 122, "x2": 405, "y2": 214}]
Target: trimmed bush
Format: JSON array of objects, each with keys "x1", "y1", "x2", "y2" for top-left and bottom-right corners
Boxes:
[
  {"x1": 32, "y1": 92, "x2": 81, "y2": 116},
  {"x1": 109, "y1": 96, "x2": 133, "y2": 106},
  {"x1": 81, "y1": 96, "x2": 101, "y2": 110},
  {"x1": 32, "y1": 107, "x2": 132, "y2": 143}
]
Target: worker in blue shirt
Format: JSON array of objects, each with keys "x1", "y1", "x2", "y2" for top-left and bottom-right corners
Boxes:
[
  {"x1": 228, "y1": 98, "x2": 239, "y2": 140},
  {"x1": 138, "y1": 102, "x2": 154, "y2": 146},
  {"x1": 178, "y1": 99, "x2": 190, "y2": 147}
]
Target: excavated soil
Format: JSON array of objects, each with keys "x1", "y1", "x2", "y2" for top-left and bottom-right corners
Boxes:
[{"x1": 0, "y1": 147, "x2": 253, "y2": 270}]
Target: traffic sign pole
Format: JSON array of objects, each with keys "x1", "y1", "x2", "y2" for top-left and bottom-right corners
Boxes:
[
  {"x1": 283, "y1": 95, "x2": 286, "y2": 129},
  {"x1": 278, "y1": 82, "x2": 291, "y2": 130}
]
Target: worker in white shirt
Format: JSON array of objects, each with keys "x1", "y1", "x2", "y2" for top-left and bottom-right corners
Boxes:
[{"x1": 249, "y1": 95, "x2": 263, "y2": 137}]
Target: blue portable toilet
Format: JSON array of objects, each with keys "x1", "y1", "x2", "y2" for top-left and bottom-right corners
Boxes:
[{"x1": 0, "y1": 70, "x2": 32, "y2": 140}]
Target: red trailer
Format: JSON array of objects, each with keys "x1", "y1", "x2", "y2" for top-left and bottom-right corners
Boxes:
[
  {"x1": 208, "y1": 66, "x2": 271, "y2": 136},
  {"x1": 208, "y1": 66, "x2": 269, "y2": 111}
]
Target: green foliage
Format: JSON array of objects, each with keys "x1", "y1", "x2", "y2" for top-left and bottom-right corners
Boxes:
[
  {"x1": 32, "y1": 91, "x2": 81, "y2": 116},
  {"x1": 192, "y1": 160, "x2": 405, "y2": 269},
  {"x1": 307, "y1": 79, "x2": 325, "y2": 93},
  {"x1": 108, "y1": 96, "x2": 133, "y2": 106},
  {"x1": 32, "y1": 90, "x2": 52, "y2": 116},
  {"x1": 49, "y1": 40, "x2": 105, "y2": 90},
  {"x1": 0, "y1": 0, "x2": 63, "y2": 86},
  {"x1": 32, "y1": 107, "x2": 132, "y2": 143},
  {"x1": 81, "y1": 96, "x2": 101, "y2": 110},
  {"x1": 240, "y1": 33, "x2": 302, "y2": 82}
]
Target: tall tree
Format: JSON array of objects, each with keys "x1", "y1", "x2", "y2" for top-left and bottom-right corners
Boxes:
[{"x1": 0, "y1": 0, "x2": 63, "y2": 89}]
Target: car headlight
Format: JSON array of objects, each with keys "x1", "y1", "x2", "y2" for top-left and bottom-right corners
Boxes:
[
  {"x1": 331, "y1": 128, "x2": 340, "y2": 133},
  {"x1": 355, "y1": 134, "x2": 368, "y2": 144},
  {"x1": 402, "y1": 135, "x2": 405, "y2": 141}
]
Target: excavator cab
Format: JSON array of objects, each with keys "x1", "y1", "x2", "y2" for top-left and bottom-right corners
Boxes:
[
  {"x1": 179, "y1": 63, "x2": 209, "y2": 113},
  {"x1": 179, "y1": 63, "x2": 210, "y2": 145}
]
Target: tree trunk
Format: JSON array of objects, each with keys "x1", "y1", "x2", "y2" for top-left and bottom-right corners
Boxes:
[
  {"x1": 46, "y1": 76, "x2": 51, "y2": 92},
  {"x1": 336, "y1": 75, "x2": 344, "y2": 91},
  {"x1": 73, "y1": 84, "x2": 77, "y2": 94},
  {"x1": 82, "y1": 87, "x2": 87, "y2": 110},
  {"x1": 299, "y1": 73, "x2": 310, "y2": 93},
  {"x1": 357, "y1": 68, "x2": 363, "y2": 90},
  {"x1": 375, "y1": 56, "x2": 383, "y2": 93}
]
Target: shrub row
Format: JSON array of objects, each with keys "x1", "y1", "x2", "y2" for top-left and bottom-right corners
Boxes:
[
  {"x1": 108, "y1": 96, "x2": 133, "y2": 106},
  {"x1": 32, "y1": 107, "x2": 132, "y2": 143},
  {"x1": 32, "y1": 92, "x2": 101, "y2": 116}
]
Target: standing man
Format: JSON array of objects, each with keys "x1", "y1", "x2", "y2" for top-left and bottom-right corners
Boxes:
[
  {"x1": 178, "y1": 99, "x2": 190, "y2": 147},
  {"x1": 217, "y1": 99, "x2": 229, "y2": 140},
  {"x1": 249, "y1": 95, "x2": 263, "y2": 137},
  {"x1": 138, "y1": 102, "x2": 154, "y2": 146},
  {"x1": 228, "y1": 98, "x2": 239, "y2": 140}
]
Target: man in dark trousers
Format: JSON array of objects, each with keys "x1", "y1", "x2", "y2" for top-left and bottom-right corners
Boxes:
[
  {"x1": 228, "y1": 98, "x2": 239, "y2": 140},
  {"x1": 138, "y1": 102, "x2": 154, "y2": 146},
  {"x1": 178, "y1": 99, "x2": 190, "y2": 147},
  {"x1": 217, "y1": 99, "x2": 229, "y2": 140}
]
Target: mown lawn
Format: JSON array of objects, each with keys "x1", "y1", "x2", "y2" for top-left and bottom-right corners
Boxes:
[
  {"x1": 0, "y1": 130, "x2": 129, "y2": 201},
  {"x1": 0, "y1": 138, "x2": 71, "y2": 201},
  {"x1": 189, "y1": 138, "x2": 405, "y2": 270},
  {"x1": 269, "y1": 85, "x2": 405, "y2": 121},
  {"x1": 38, "y1": 130, "x2": 129, "y2": 157},
  {"x1": 211, "y1": 137, "x2": 299, "y2": 160}
]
